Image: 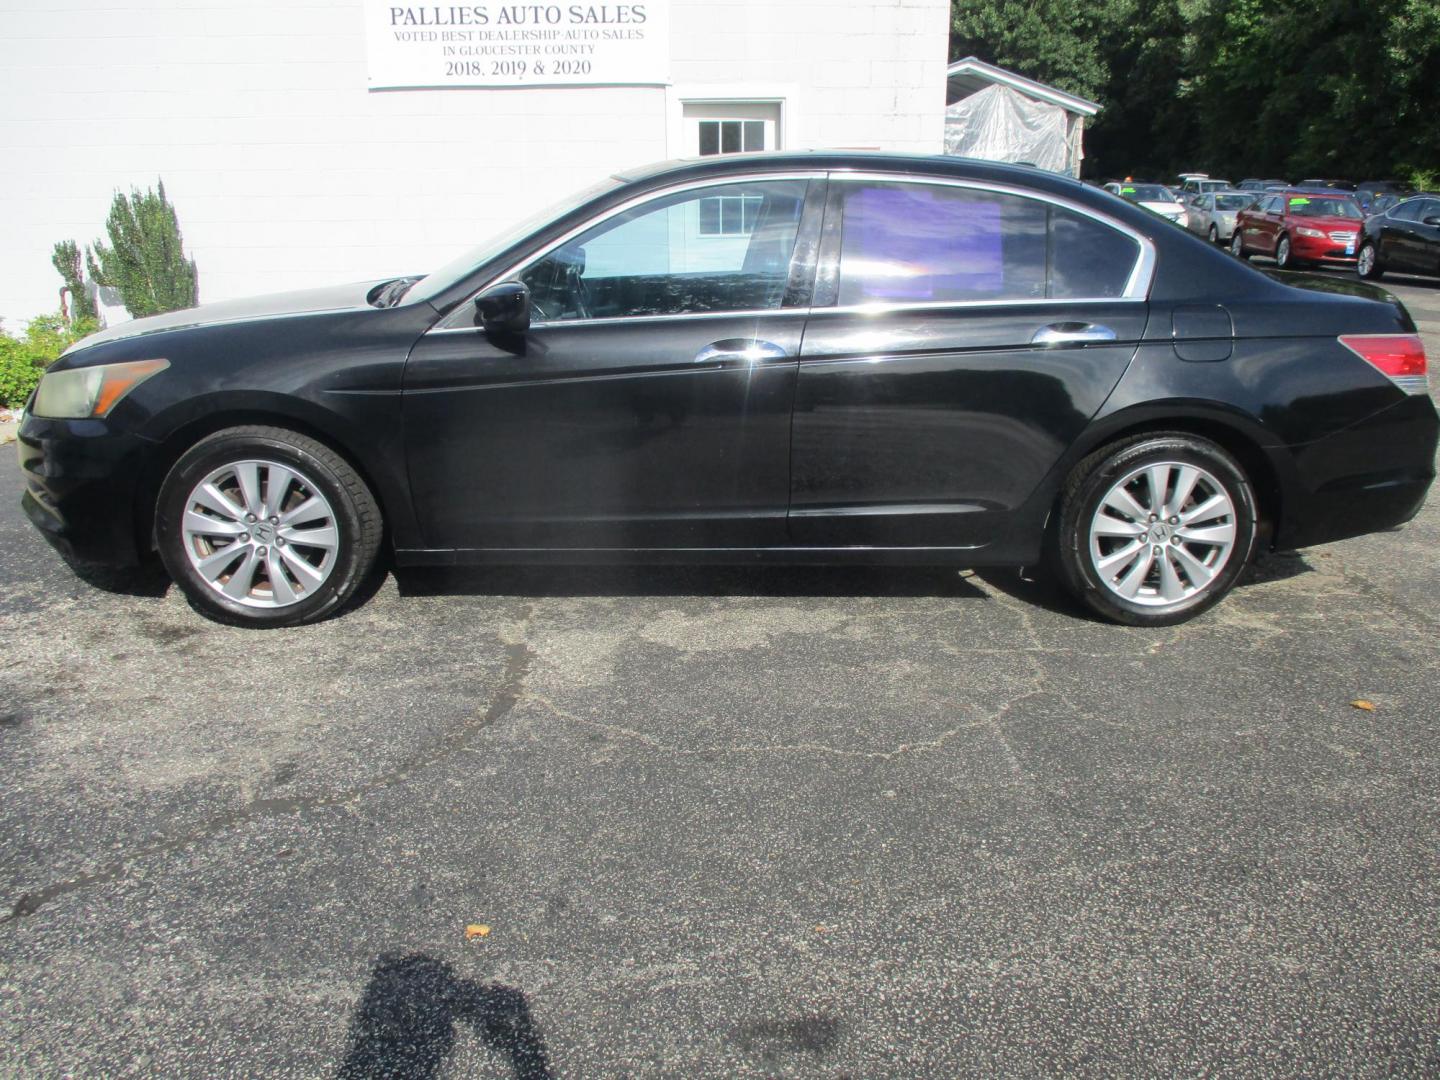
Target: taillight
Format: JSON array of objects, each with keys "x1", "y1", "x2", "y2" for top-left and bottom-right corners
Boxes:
[{"x1": 1338, "y1": 334, "x2": 1429, "y2": 395}]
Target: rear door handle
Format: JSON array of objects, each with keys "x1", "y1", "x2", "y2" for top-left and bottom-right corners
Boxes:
[
  {"x1": 1031, "y1": 323, "x2": 1118, "y2": 347},
  {"x1": 694, "y1": 338, "x2": 790, "y2": 364}
]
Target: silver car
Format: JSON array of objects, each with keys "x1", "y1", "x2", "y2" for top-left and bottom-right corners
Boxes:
[{"x1": 1186, "y1": 190, "x2": 1256, "y2": 244}]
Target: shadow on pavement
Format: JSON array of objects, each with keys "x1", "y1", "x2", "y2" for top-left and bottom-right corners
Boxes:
[
  {"x1": 63, "y1": 555, "x2": 171, "y2": 599},
  {"x1": 337, "y1": 953, "x2": 552, "y2": 1080},
  {"x1": 394, "y1": 563, "x2": 990, "y2": 600}
]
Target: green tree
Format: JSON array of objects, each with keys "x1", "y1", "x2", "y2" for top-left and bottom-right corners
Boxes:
[
  {"x1": 87, "y1": 180, "x2": 198, "y2": 318},
  {"x1": 51, "y1": 240, "x2": 98, "y2": 323},
  {"x1": 950, "y1": 0, "x2": 1117, "y2": 101}
]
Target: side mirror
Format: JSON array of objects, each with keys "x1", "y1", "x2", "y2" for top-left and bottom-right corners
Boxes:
[{"x1": 474, "y1": 281, "x2": 531, "y2": 334}]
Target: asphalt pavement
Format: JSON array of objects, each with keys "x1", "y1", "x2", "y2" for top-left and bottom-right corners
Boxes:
[{"x1": 1, "y1": 273, "x2": 1438, "y2": 1077}]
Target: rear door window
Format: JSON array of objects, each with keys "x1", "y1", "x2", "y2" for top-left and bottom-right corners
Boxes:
[{"x1": 831, "y1": 181, "x2": 1140, "y2": 306}]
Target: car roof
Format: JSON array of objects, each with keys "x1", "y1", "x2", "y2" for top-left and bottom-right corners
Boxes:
[{"x1": 610, "y1": 150, "x2": 1098, "y2": 201}]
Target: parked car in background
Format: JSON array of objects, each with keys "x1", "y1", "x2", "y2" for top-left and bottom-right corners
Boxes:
[
  {"x1": 18, "y1": 152, "x2": 1436, "y2": 628},
  {"x1": 1356, "y1": 181, "x2": 1412, "y2": 214},
  {"x1": 1231, "y1": 190, "x2": 1364, "y2": 269},
  {"x1": 1104, "y1": 182, "x2": 1187, "y2": 224},
  {"x1": 1366, "y1": 193, "x2": 1404, "y2": 219},
  {"x1": 1182, "y1": 177, "x2": 1233, "y2": 197},
  {"x1": 1237, "y1": 179, "x2": 1287, "y2": 192},
  {"x1": 1186, "y1": 190, "x2": 1257, "y2": 244},
  {"x1": 1297, "y1": 179, "x2": 1357, "y2": 192},
  {"x1": 1357, "y1": 192, "x2": 1440, "y2": 280}
]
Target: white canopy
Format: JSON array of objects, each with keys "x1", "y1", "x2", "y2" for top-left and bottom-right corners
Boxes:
[{"x1": 944, "y1": 82, "x2": 1083, "y2": 175}]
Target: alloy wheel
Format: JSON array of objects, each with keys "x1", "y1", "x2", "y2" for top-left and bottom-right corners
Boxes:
[
  {"x1": 1357, "y1": 244, "x2": 1375, "y2": 277},
  {"x1": 1088, "y1": 461, "x2": 1238, "y2": 607},
  {"x1": 180, "y1": 459, "x2": 340, "y2": 608},
  {"x1": 1277, "y1": 236, "x2": 1291, "y2": 267}
]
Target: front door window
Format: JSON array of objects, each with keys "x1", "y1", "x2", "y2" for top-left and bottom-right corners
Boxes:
[{"x1": 519, "y1": 179, "x2": 809, "y2": 322}]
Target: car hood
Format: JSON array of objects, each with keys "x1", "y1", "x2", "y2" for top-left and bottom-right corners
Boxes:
[
  {"x1": 65, "y1": 279, "x2": 388, "y2": 354},
  {"x1": 1139, "y1": 201, "x2": 1183, "y2": 214}
]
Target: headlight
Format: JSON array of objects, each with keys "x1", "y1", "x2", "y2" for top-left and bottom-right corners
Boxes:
[
  {"x1": 32, "y1": 358, "x2": 168, "y2": 419},
  {"x1": 1295, "y1": 226, "x2": 1326, "y2": 238}
]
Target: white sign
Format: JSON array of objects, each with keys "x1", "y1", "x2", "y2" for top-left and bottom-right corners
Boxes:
[{"x1": 364, "y1": 2, "x2": 670, "y2": 89}]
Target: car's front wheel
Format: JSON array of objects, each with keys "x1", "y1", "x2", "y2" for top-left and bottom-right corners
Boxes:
[
  {"x1": 1054, "y1": 434, "x2": 1258, "y2": 626},
  {"x1": 1230, "y1": 230, "x2": 1248, "y2": 260},
  {"x1": 1356, "y1": 241, "x2": 1384, "y2": 280},
  {"x1": 1276, "y1": 234, "x2": 1294, "y2": 269},
  {"x1": 155, "y1": 426, "x2": 383, "y2": 627},
  {"x1": 1209, "y1": 225, "x2": 1219, "y2": 244}
]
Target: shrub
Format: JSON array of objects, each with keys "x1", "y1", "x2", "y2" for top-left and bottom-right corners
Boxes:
[
  {"x1": 0, "y1": 314, "x2": 99, "y2": 408},
  {"x1": 87, "y1": 179, "x2": 198, "y2": 318}
]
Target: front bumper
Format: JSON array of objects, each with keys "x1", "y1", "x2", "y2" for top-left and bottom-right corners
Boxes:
[
  {"x1": 17, "y1": 412, "x2": 152, "y2": 566},
  {"x1": 1291, "y1": 232, "x2": 1359, "y2": 265}
]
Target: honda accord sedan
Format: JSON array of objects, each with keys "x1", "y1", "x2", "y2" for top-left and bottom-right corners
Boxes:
[{"x1": 17, "y1": 153, "x2": 1438, "y2": 627}]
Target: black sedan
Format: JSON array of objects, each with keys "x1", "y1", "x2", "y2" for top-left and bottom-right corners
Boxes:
[
  {"x1": 17, "y1": 153, "x2": 1438, "y2": 627},
  {"x1": 1358, "y1": 192, "x2": 1440, "y2": 281}
]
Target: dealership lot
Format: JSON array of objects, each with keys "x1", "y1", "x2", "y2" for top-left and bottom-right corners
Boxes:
[{"x1": 2, "y1": 276, "x2": 1438, "y2": 1076}]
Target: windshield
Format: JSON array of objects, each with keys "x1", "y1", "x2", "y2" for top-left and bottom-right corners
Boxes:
[
  {"x1": 1119, "y1": 184, "x2": 1172, "y2": 202},
  {"x1": 405, "y1": 175, "x2": 626, "y2": 304},
  {"x1": 1288, "y1": 196, "x2": 1362, "y2": 219},
  {"x1": 1215, "y1": 194, "x2": 1253, "y2": 210}
]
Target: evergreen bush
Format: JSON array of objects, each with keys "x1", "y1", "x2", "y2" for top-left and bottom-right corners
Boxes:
[
  {"x1": 51, "y1": 240, "x2": 98, "y2": 323},
  {"x1": 87, "y1": 180, "x2": 198, "y2": 318}
]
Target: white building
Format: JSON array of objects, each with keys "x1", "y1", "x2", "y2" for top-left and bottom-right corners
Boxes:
[{"x1": 0, "y1": 0, "x2": 951, "y2": 327}]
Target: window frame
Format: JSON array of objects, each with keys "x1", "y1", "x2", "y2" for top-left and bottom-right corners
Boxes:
[
  {"x1": 811, "y1": 172, "x2": 1156, "y2": 312},
  {"x1": 431, "y1": 170, "x2": 1158, "y2": 335}
]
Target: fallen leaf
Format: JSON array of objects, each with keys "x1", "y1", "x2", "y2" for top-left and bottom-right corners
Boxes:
[
  {"x1": 1350, "y1": 700, "x2": 1376, "y2": 712},
  {"x1": 465, "y1": 923, "x2": 491, "y2": 939},
  {"x1": 814, "y1": 924, "x2": 828, "y2": 934}
]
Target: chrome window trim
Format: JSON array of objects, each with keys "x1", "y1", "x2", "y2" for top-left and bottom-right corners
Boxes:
[
  {"x1": 825, "y1": 170, "x2": 1157, "y2": 301},
  {"x1": 432, "y1": 171, "x2": 826, "y2": 333},
  {"x1": 430, "y1": 167, "x2": 1157, "y2": 336},
  {"x1": 427, "y1": 306, "x2": 807, "y2": 335}
]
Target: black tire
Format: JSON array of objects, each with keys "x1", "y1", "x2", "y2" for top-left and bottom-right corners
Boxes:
[
  {"x1": 155, "y1": 426, "x2": 383, "y2": 627},
  {"x1": 1231, "y1": 230, "x2": 1249, "y2": 260},
  {"x1": 1276, "y1": 233, "x2": 1297, "y2": 269},
  {"x1": 1053, "y1": 434, "x2": 1259, "y2": 627},
  {"x1": 1356, "y1": 241, "x2": 1384, "y2": 280}
]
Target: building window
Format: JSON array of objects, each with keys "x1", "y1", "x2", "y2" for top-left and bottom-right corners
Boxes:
[
  {"x1": 697, "y1": 119, "x2": 766, "y2": 156},
  {"x1": 698, "y1": 193, "x2": 764, "y2": 237}
]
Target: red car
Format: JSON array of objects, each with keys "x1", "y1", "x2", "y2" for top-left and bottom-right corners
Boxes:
[{"x1": 1230, "y1": 189, "x2": 1365, "y2": 269}]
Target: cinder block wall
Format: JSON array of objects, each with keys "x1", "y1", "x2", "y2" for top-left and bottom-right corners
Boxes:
[{"x1": 0, "y1": 0, "x2": 949, "y2": 324}]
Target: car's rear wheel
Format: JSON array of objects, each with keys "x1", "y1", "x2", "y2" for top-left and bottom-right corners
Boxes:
[
  {"x1": 155, "y1": 426, "x2": 382, "y2": 627},
  {"x1": 1276, "y1": 234, "x2": 1294, "y2": 269},
  {"x1": 1054, "y1": 434, "x2": 1258, "y2": 626},
  {"x1": 1356, "y1": 241, "x2": 1384, "y2": 280},
  {"x1": 1230, "y1": 230, "x2": 1248, "y2": 260}
]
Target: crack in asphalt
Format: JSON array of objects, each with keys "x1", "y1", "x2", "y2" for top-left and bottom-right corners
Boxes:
[{"x1": 1, "y1": 623, "x2": 535, "y2": 926}]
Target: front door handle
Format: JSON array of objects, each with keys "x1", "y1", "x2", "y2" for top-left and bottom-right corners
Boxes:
[
  {"x1": 694, "y1": 339, "x2": 790, "y2": 365},
  {"x1": 1031, "y1": 323, "x2": 1118, "y2": 347}
]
